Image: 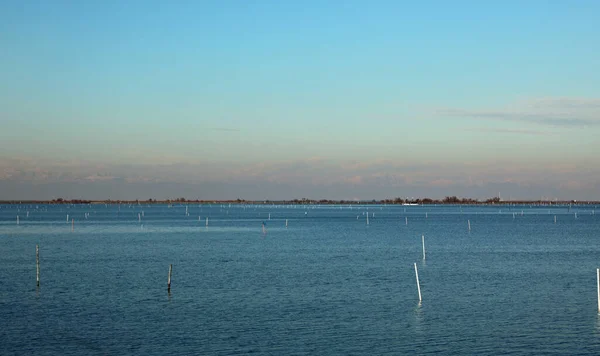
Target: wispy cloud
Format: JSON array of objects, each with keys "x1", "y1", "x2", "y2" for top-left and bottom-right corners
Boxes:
[
  {"x1": 208, "y1": 127, "x2": 241, "y2": 132},
  {"x1": 439, "y1": 108, "x2": 598, "y2": 127},
  {"x1": 1, "y1": 155, "x2": 599, "y2": 199},
  {"x1": 83, "y1": 175, "x2": 118, "y2": 182},
  {"x1": 463, "y1": 128, "x2": 553, "y2": 136},
  {"x1": 438, "y1": 97, "x2": 600, "y2": 128},
  {"x1": 528, "y1": 97, "x2": 600, "y2": 109}
]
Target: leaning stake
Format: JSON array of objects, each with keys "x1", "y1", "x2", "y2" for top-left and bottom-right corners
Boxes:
[
  {"x1": 36, "y1": 245, "x2": 40, "y2": 287},
  {"x1": 597, "y1": 268, "x2": 600, "y2": 313},
  {"x1": 414, "y1": 263, "x2": 422, "y2": 302},
  {"x1": 168, "y1": 264, "x2": 173, "y2": 292}
]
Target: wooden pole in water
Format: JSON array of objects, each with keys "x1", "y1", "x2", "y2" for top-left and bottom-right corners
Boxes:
[
  {"x1": 414, "y1": 263, "x2": 422, "y2": 302},
  {"x1": 36, "y1": 245, "x2": 40, "y2": 287},
  {"x1": 67, "y1": 214, "x2": 69, "y2": 222},
  {"x1": 206, "y1": 217, "x2": 208, "y2": 226},
  {"x1": 468, "y1": 220, "x2": 471, "y2": 231},
  {"x1": 422, "y1": 235, "x2": 426, "y2": 260},
  {"x1": 554, "y1": 215, "x2": 557, "y2": 224},
  {"x1": 17, "y1": 215, "x2": 19, "y2": 225},
  {"x1": 406, "y1": 217, "x2": 408, "y2": 225},
  {"x1": 285, "y1": 219, "x2": 288, "y2": 228},
  {"x1": 597, "y1": 268, "x2": 600, "y2": 313},
  {"x1": 168, "y1": 264, "x2": 172, "y2": 292}
]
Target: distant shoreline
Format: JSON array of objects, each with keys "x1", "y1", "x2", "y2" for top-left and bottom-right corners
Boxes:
[{"x1": 0, "y1": 198, "x2": 597, "y2": 205}]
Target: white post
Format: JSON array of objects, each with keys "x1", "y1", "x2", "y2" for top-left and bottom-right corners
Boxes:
[
  {"x1": 422, "y1": 235, "x2": 426, "y2": 260},
  {"x1": 366, "y1": 213, "x2": 369, "y2": 225},
  {"x1": 168, "y1": 264, "x2": 172, "y2": 292},
  {"x1": 138, "y1": 213, "x2": 141, "y2": 222},
  {"x1": 285, "y1": 219, "x2": 288, "y2": 228},
  {"x1": 206, "y1": 217, "x2": 208, "y2": 226},
  {"x1": 426, "y1": 212, "x2": 428, "y2": 219},
  {"x1": 405, "y1": 217, "x2": 408, "y2": 225},
  {"x1": 66, "y1": 214, "x2": 69, "y2": 222},
  {"x1": 414, "y1": 263, "x2": 422, "y2": 302},
  {"x1": 468, "y1": 220, "x2": 471, "y2": 231},
  {"x1": 268, "y1": 213, "x2": 271, "y2": 220},
  {"x1": 597, "y1": 268, "x2": 600, "y2": 313},
  {"x1": 36, "y1": 245, "x2": 40, "y2": 287},
  {"x1": 71, "y1": 218, "x2": 74, "y2": 232},
  {"x1": 17, "y1": 215, "x2": 19, "y2": 225},
  {"x1": 554, "y1": 215, "x2": 557, "y2": 224}
]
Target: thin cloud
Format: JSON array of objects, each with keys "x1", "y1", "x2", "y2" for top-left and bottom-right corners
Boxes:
[
  {"x1": 439, "y1": 108, "x2": 598, "y2": 127},
  {"x1": 84, "y1": 175, "x2": 118, "y2": 182},
  {"x1": 464, "y1": 127, "x2": 553, "y2": 136},
  {"x1": 2, "y1": 155, "x2": 599, "y2": 199},
  {"x1": 529, "y1": 97, "x2": 600, "y2": 109},
  {"x1": 209, "y1": 127, "x2": 241, "y2": 132},
  {"x1": 438, "y1": 97, "x2": 600, "y2": 128}
]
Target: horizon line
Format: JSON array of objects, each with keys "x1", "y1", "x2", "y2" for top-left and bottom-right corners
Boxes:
[{"x1": 0, "y1": 197, "x2": 595, "y2": 204}]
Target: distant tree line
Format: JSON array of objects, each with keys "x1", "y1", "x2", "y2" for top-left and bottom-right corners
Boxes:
[
  {"x1": 0, "y1": 197, "x2": 594, "y2": 205},
  {"x1": 284, "y1": 196, "x2": 504, "y2": 205}
]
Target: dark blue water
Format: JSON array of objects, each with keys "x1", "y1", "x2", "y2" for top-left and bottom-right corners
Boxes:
[{"x1": 1, "y1": 203, "x2": 600, "y2": 355}]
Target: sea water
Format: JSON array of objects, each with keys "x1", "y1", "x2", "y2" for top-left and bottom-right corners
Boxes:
[{"x1": 1, "y1": 203, "x2": 600, "y2": 355}]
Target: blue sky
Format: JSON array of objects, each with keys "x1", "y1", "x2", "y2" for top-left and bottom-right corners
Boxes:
[{"x1": 1, "y1": 1, "x2": 599, "y2": 200}]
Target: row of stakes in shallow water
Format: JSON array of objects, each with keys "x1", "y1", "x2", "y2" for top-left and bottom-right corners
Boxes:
[
  {"x1": 415, "y1": 237, "x2": 600, "y2": 310},
  {"x1": 26, "y1": 236, "x2": 427, "y2": 300},
  {"x1": 14, "y1": 215, "x2": 292, "y2": 230},
  {"x1": 34, "y1": 243, "x2": 175, "y2": 293},
  {"x1": 14, "y1": 210, "x2": 587, "y2": 229},
  {"x1": 361, "y1": 213, "x2": 581, "y2": 227},
  {"x1": 28, "y1": 236, "x2": 455, "y2": 303},
  {"x1": 30, "y1": 241, "x2": 600, "y2": 310}
]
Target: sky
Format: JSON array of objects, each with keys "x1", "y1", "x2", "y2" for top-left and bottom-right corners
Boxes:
[{"x1": 1, "y1": 0, "x2": 599, "y2": 201}]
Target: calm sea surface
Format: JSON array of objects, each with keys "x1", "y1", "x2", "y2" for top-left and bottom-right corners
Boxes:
[{"x1": 1, "y1": 203, "x2": 600, "y2": 355}]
